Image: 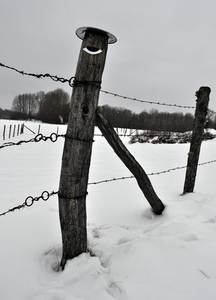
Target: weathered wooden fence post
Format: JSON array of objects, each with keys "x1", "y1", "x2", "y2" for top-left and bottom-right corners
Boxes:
[
  {"x1": 183, "y1": 86, "x2": 211, "y2": 194},
  {"x1": 37, "y1": 124, "x2": 41, "y2": 134},
  {"x1": 3, "y1": 125, "x2": 6, "y2": 140},
  {"x1": 17, "y1": 124, "x2": 20, "y2": 136},
  {"x1": 13, "y1": 124, "x2": 16, "y2": 137},
  {"x1": 20, "y1": 124, "x2": 24, "y2": 134},
  {"x1": 58, "y1": 27, "x2": 117, "y2": 269},
  {"x1": 8, "y1": 124, "x2": 12, "y2": 139}
]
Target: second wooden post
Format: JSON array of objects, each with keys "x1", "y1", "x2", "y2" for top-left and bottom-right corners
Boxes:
[
  {"x1": 183, "y1": 86, "x2": 211, "y2": 194},
  {"x1": 58, "y1": 27, "x2": 117, "y2": 269}
]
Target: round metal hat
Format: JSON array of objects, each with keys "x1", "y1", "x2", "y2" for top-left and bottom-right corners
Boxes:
[{"x1": 76, "y1": 27, "x2": 117, "y2": 44}]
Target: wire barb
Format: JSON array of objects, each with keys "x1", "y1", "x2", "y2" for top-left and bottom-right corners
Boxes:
[
  {"x1": 0, "y1": 190, "x2": 58, "y2": 217},
  {"x1": 0, "y1": 61, "x2": 202, "y2": 110},
  {"x1": 0, "y1": 132, "x2": 94, "y2": 150},
  {"x1": 100, "y1": 89, "x2": 196, "y2": 110},
  {"x1": 1, "y1": 158, "x2": 216, "y2": 217},
  {"x1": 0, "y1": 61, "x2": 75, "y2": 86},
  {"x1": 88, "y1": 159, "x2": 216, "y2": 185}
]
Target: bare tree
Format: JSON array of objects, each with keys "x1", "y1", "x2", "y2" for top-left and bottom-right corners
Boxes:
[
  {"x1": 39, "y1": 89, "x2": 70, "y2": 124},
  {"x1": 12, "y1": 93, "x2": 40, "y2": 118}
]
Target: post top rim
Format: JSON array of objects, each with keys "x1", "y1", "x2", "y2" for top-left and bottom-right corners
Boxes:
[{"x1": 76, "y1": 27, "x2": 117, "y2": 44}]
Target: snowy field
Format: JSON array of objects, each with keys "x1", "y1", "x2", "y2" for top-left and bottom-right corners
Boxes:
[{"x1": 1, "y1": 120, "x2": 216, "y2": 300}]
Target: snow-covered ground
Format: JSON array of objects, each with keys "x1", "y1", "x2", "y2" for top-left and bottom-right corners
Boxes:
[{"x1": 1, "y1": 120, "x2": 216, "y2": 300}]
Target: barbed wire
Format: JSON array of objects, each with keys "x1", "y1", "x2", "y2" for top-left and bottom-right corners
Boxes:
[
  {"x1": 2, "y1": 61, "x2": 215, "y2": 113},
  {"x1": 94, "y1": 133, "x2": 140, "y2": 137},
  {"x1": 1, "y1": 158, "x2": 216, "y2": 217},
  {"x1": 0, "y1": 131, "x2": 179, "y2": 150},
  {"x1": 0, "y1": 62, "x2": 75, "y2": 86},
  {"x1": 0, "y1": 131, "x2": 188, "y2": 150},
  {"x1": 88, "y1": 159, "x2": 216, "y2": 185},
  {"x1": 0, "y1": 61, "x2": 197, "y2": 110},
  {"x1": 95, "y1": 133, "x2": 174, "y2": 138},
  {"x1": 0, "y1": 190, "x2": 58, "y2": 216},
  {"x1": 100, "y1": 89, "x2": 196, "y2": 110},
  {"x1": 1, "y1": 129, "x2": 215, "y2": 151},
  {"x1": 0, "y1": 132, "x2": 149, "y2": 150},
  {"x1": 0, "y1": 132, "x2": 94, "y2": 150}
]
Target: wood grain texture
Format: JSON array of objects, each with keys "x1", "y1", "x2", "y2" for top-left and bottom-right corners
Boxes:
[
  {"x1": 58, "y1": 29, "x2": 109, "y2": 268},
  {"x1": 183, "y1": 87, "x2": 211, "y2": 194},
  {"x1": 96, "y1": 110, "x2": 165, "y2": 215}
]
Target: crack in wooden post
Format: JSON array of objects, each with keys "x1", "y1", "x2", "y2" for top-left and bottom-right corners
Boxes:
[
  {"x1": 96, "y1": 110, "x2": 165, "y2": 215},
  {"x1": 58, "y1": 27, "x2": 117, "y2": 270}
]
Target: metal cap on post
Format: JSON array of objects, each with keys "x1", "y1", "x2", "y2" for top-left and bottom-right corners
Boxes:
[{"x1": 76, "y1": 27, "x2": 118, "y2": 44}]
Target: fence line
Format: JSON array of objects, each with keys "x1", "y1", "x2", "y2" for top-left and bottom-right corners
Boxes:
[
  {"x1": 0, "y1": 61, "x2": 74, "y2": 86},
  {"x1": 0, "y1": 132, "x2": 94, "y2": 150},
  {"x1": 1, "y1": 157, "x2": 216, "y2": 217},
  {"x1": 23, "y1": 124, "x2": 36, "y2": 134},
  {"x1": 1, "y1": 61, "x2": 216, "y2": 117},
  {"x1": 0, "y1": 190, "x2": 58, "y2": 217},
  {"x1": 2, "y1": 123, "x2": 24, "y2": 141},
  {"x1": 100, "y1": 89, "x2": 196, "y2": 109},
  {"x1": 1, "y1": 129, "x2": 215, "y2": 150},
  {"x1": 1, "y1": 61, "x2": 216, "y2": 218},
  {"x1": 0, "y1": 61, "x2": 199, "y2": 111}
]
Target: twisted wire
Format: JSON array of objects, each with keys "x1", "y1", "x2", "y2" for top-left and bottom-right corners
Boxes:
[
  {"x1": 0, "y1": 61, "x2": 198, "y2": 110},
  {"x1": 0, "y1": 132, "x2": 94, "y2": 150},
  {"x1": 100, "y1": 89, "x2": 195, "y2": 109},
  {"x1": 1, "y1": 158, "x2": 216, "y2": 217},
  {"x1": 0, "y1": 62, "x2": 75, "y2": 86}
]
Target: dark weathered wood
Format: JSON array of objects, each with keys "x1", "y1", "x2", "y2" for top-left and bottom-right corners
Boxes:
[
  {"x1": 38, "y1": 124, "x2": 41, "y2": 134},
  {"x1": 20, "y1": 124, "x2": 24, "y2": 134},
  {"x1": 13, "y1": 124, "x2": 16, "y2": 137},
  {"x1": 17, "y1": 124, "x2": 20, "y2": 136},
  {"x1": 3, "y1": 125, "x2": 6, "y2": 140},
  {"x1": 96, "y1": 110, "x2": 165, "y2": 215},
  {"x1": 8, "y1": 124, "x2": 12, "y2": 139},
  {"x1": 183, "y1": 87, "x2": 211, "y2": 194},
  {"x1": 58, "y1": 28, "x2": 114, "y2": 269}
]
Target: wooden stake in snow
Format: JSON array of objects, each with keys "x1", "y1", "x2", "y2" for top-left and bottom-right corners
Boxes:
[
  {"x1": 17, "y1": 124, "x2": 20, "y2": 136},
  {"x1": 3, "y1": 125, "x2": 6, "y2": 140},
  {"x1": 96, "y1": 110, "x2": 165, "y2": 215},
  {"x1": 183, "y1": 87, "x2": 211, "y2": 194},
  {"x1": 8, "y1": 124, "x2": 12, "y2": 139},
  {"x1": 58, "y1": 27, "x2": 117, "y2": 269},
  {"x1": 13, "y1": 124, "x2": 16, "y2": 137}
]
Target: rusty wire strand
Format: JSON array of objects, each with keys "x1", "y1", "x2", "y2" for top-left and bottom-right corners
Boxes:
[
  {"x1": 0, "y1": 62, "x2": 75, "y2": 86},
  {"x1": 100, "y1": 89, "x2": 196, "y2": 109},
  {"x1": 1, "y1": 158, "x2": 216, "y2": 217},
  {"x1": 0, "y1": 132, "x2": 94, "y2": 150},
  {"x1": 0, "y1": 190, "x2": 58, "y2": 216},
  {"x1": 0, "y1": 131, "x2": 180, "y2": 150},
  {"x1": 88, "y1": 159, "x2": 216, "y2": 185},
  {"x1": 2, "y1": 61, "x2": 215, "y2": 113},
  {"x1": 0, "y1": 132, "x2": 186, "y2": 150},
  {"x1": 0, "y1": 61, "x2": 200, "y2": 110}
]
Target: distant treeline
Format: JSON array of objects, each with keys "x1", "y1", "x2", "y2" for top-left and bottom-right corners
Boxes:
[
  {"x1": 1, "y1": 88, "x2": 216, "y2": 132},
  {"x1": 0, "y1": 108, "x2": 29, "y2": 120},
  {"x1": 100, "y1": 105, "x2": 195, "y2": 132},
  {"x1": 10, "y1": 89, "x2": 69, "y2": 124}
]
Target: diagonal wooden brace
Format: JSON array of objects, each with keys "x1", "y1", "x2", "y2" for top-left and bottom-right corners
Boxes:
[{"x1": 96, "y1": 110, "x2": 165, "y2": 215}]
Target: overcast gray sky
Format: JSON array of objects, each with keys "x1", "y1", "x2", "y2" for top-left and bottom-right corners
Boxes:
[{"x1": 0, "y1": 0, "x2": 216, "y2": 114}]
